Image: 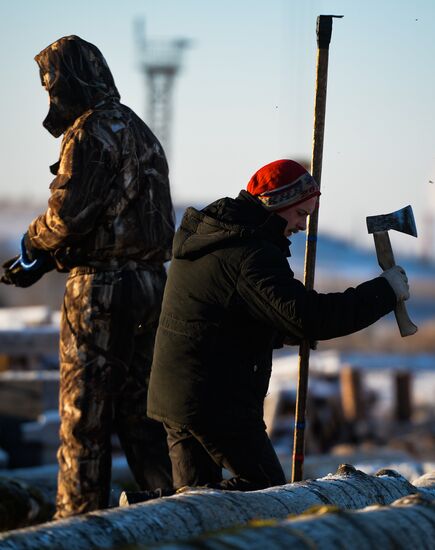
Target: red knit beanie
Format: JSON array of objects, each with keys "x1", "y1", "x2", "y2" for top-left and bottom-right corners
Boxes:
[{"x1": 247, "y1": 159, "x2": 320, "y2": 211}]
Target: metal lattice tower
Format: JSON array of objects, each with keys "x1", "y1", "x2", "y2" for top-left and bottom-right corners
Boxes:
[{"x1": 135, "y1": 19, "x2": 190, "y2": 160}]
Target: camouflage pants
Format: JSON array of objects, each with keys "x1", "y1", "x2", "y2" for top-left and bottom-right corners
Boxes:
[{"x1": 55, "y1": 266, "x2": 172, "y2": 519}]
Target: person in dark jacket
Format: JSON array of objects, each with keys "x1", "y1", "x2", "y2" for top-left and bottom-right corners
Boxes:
[
  {"x1": 1, "y1": 35, "x2": 175, "y2": 517},
  {"x1": 147, "y1": 159, "x2": 409, "y2": 491}
]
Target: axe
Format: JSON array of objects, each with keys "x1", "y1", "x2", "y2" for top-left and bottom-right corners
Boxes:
[{"x1": 366, "y1": 205, "x2": 418, "y2": 337}]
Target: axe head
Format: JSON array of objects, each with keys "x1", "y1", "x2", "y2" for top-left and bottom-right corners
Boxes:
[{"x1": 366, "y1": 205, "x2": 418, "y2": 237}]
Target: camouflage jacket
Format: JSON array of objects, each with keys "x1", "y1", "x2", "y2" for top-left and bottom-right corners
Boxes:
[{"x1": 27, "y1": 36, "x2": 175, "y2": 270}]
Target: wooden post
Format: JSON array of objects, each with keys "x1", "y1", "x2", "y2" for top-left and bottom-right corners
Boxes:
[
  {"x1": 340, "y1": 365, "x2": 364, "y2": 423},
  {"x1": 291, "y1": 14, "x2": 342, "y2": 483},
  {"x1": 394, "y1": 370, "x2": 412, "y2": 422}
]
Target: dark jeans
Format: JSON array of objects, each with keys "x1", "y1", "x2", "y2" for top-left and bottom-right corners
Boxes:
[{"x1": 164, "y1": 422, "x2": 286, "y2": 491}]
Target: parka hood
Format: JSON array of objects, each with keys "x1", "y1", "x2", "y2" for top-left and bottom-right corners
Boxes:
[
  {"x1": 35, "y1": 35, "x2": 120, "y2": 137},
  {"x1": 174, "y1": 190, "x2": 289, "y2": 260}
]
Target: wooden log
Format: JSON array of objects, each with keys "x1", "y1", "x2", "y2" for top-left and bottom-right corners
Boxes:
[
  {"x1": 413, "y1": 470, "x2": 435, "y2": 489},
  {"x1": 0, "y1": 327, "x2": 59, "y2": 356},
  {"x1": 0, "y1": 478, "x2": 55, "y2": 532},
  {"x1": 0, "y1": 465, "x2": 434, "y2": 550},
  {"x1": 0, "y1": 457, "x2": 135, "y2": 530},
  {"x1": 0, "y1": 371, "x2": 59, "y2": 421},
  {"x1": 151, "y1": 473, "x2": 435, "y2": 550},
  {"x1": 0, "y1": 456, "x2": 133, "y2": 485},
  {"x1": 0, "y1": 307, "x2": 53, "y2": 328},
  {"x1": 151, "y1": 493, "x2": 435, "y2": 550}
]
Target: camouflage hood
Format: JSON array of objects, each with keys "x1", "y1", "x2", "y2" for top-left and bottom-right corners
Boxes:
[{"x1": 35, "y1": 35, "x2": 120, "y2": 137}]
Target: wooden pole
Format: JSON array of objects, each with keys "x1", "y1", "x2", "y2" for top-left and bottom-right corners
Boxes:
[{"x1": 291, "y1": 15, "x2": 342, "y2": 483}]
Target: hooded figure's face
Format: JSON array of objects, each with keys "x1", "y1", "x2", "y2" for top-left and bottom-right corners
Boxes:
[{"x1": 35, "y1": 35, "x2": 120, "y2": 137}]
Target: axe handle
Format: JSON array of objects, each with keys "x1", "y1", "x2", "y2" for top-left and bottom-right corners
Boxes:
[{"x1": 373, "y1": 232, "x2": 418, "y2": 337}]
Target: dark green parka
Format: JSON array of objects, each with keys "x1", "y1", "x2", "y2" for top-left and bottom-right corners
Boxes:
[{"x1": 147, "y1": 191, "x2": 396, "y2": 429}]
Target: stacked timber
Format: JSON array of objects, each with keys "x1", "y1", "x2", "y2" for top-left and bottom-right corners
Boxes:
[{"x1": 0, "y1": 465, "x2": 434, "y2": 549}]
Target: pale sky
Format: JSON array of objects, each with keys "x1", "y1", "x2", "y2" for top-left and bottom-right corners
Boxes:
[{"x1": 1, "y1": 0, "x2": 435, "y2": 256}]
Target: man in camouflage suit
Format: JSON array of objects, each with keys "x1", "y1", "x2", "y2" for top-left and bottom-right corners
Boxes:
[{"x1": 1, "y1": 35, "x2": 174, "y2": 518}]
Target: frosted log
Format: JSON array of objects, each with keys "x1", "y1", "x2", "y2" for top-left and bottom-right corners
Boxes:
[
  {"x1": 153, "y1": 493, "x2": 435, "y2": 549},
  {"x1": 0, "y1": 457, "x2": 135, "y2": 531},
  {"x1": 0, "y1": 478, "x2": 54, "y2": 532},
  {"x1": 0, "y1": 465, "x2": 434, "y2": 550},
  {"x1": 413, "y1": 470, "x2": 435, "y2": 490}
]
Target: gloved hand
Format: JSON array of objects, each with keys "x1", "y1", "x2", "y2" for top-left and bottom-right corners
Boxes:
[
  {"x1": 0, "y1": 255, "x2": 20, "y2": 283},
  {"x1": 0, "y1": 255, "x2": 54, "y2": 287},
  {"x1": 1, "y1": 234, "x2": 56, "y2": 288},
  {"x1": 380, "y1": 265, "x2": 410, "y2": 301},
  {"x1": 21, "y1": 232, "x2": 45, "y2": 268}
]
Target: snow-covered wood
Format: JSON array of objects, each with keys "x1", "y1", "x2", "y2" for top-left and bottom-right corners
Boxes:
[
  {"x1": 156, "y1": 491, "x2": 435, "y2": 549},
  {"x1": 0, "y1": 465, "x2": 434, "y2": 549}
]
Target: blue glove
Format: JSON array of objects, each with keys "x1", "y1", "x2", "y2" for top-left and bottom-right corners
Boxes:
[
  {"x1": 0, "y1": 235, "x2": 55, "y2": 287},
  {"x1": 20, "y1": 233, "x2": 46, "y2": 270}
]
